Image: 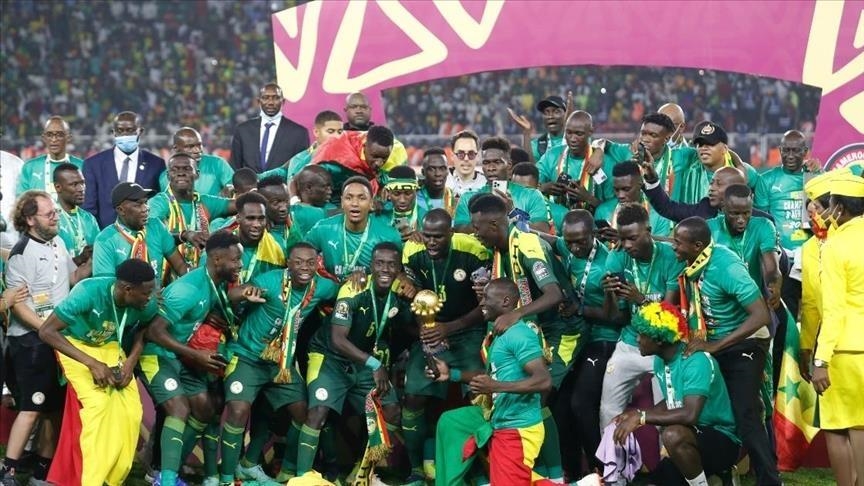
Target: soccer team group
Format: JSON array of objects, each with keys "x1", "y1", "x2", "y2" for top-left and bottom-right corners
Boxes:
[{"x1": 1, "y1": 86, "x2": 863, "y2": 486}]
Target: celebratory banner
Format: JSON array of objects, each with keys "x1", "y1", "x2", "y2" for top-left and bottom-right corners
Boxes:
[{"x1": 271, "y1": 0, "x2": 863, "y2": 167}]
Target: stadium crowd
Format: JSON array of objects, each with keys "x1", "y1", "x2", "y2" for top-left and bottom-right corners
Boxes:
[{"x1": 2, "y1": 80, "x2": 863, "y2": 486}]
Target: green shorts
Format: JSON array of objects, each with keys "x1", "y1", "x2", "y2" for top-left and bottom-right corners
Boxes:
[
  {"x1": 306, "y1": 351, "x2": 398, "y2": 413},
  {"x1": 138, "y1": 354, "x2": 211, "y2": 405},
  {"x1": 223, "y1": 355, "x2": 306, "y2": 410},
  {"x1": 542, "y1": 320, "x2": 586, "y2": 388},
  {"x1": 404, "y1": 330, "x2": 484, "y2": 399}
]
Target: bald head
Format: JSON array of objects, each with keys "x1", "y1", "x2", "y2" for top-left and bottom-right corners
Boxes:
[
  {"x1": 714, "y1": 166, "x2": 746, "y2": 185},
  {"x1": 43, "y1": 116, "x2": 70, "y2": 132},
  {"x1": 782, "y1": 130, "x2": 805, "y2": 143},
  {"x1": 259, "y1": 83, "x2": 283, "y2": 97},
  {"x1": 658, "y1": 103, "x2": 685, "y2": 143},
  {"x1": 345, "y1": 92, "x2": 372, "y2": 128},
  {"x1": 114, "y1": 111, "x2": 141, "y2": 127},
  {"x1": 173, "y1": 127, "x2": 200, "y2": 146},
  {"x1": 566, "y1": 110, "x2": 593, "y2": 127}
]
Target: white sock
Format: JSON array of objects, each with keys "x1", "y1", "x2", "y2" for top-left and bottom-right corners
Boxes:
[{"x1": 685, "y1": 471, "x2": 709, "y2": 486}]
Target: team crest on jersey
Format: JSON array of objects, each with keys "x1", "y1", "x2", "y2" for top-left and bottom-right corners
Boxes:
[
  {"x1": 531, "y1": 261, "x2": 549, "y2": 280},
  {"x1": 315, "y1": 387, "x2": 329, "y2": 401},
  {"x1": 453, "y1": 269, "x2": 466, "y2": 282},
  {"x1": 388, "y1": 307, "x2": 399, "y2": 318},
  {"x1": 229, "y1": 381, "x2": 243, "y2": 394},
  {"x1": 335, "y1": 302, "x2": 349, "y2": 320},
  {"x1": 164, "y1": 378, "x2": 179, "y2": 391},
  {"x1": 31, "y1": 392, "x2": 45, "y2": 405}
]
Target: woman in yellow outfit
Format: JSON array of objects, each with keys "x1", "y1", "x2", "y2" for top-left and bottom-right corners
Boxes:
[{"x1": 810, "y1": 171, "x2": 864, "y2": 486}]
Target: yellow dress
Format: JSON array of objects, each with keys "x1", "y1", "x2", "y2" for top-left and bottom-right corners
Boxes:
[
  {"x1": 799, "y1": 236, "x2": 823, "y2": 351},
  {"x1": 816, "y1": 216, "x2": 864, "y2": 429}
]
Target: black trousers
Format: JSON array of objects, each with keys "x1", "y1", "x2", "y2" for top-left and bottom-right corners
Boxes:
[
  {"x1": 556, "y1": 340, "x2": 616, "y2": 476},
  {"x1": 715, "y1": 339, "x2": 782, "y2": 486}
]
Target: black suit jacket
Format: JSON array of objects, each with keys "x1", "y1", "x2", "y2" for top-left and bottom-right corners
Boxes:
[
  {"x1": 82, "y1": 148, "x2": 165, "y2": 228},
  {"x1": 229, "y1": 116, "x2": 309, "y2": 173},
  {"x1": 644, "y1": 183, "x2": 775, "y2": 224}
]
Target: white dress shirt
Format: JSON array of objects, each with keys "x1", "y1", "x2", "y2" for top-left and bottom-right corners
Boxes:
[
  {"x1": 259, "y1": 114, "x2": 282, "y2": 166},
  {"x1": 0, "y1": 150, "x2": 24, "y2": 249},
  {"x1": 113, "y1": 146, "x2": 140, "y2": 183}
]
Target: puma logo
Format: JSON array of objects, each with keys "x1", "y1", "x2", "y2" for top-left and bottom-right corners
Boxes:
[
  {"x1": 358, "y1": 306, "x2": 369, "y2": 315},
  {"x1": 420, "y1": 269, "x2": 429, "y2": 279},
  {"x1": 587, "y1": 358, "x2": 599, "y2": 367},
  {"x1": 92, "y1": 309, "x2": 103, "y2": 318},
  {"x1": 170, "y1": 437, "x2": 184, "y2": 445},
  {"x1": 403, "y1": 425, "x2": 417, "y2": 432},
  {"x1": 328, "y1": 240, "x2": 339, "y2": 249},
  {"x1": 300, "y1": 442, "x2": 317, "y2": 450},
  {"x1": 223, "y1": 441, "x2": 238, "y2": 449},
  {"x1": 741, "y1": 352, "x2": 754, "y2": 361}
]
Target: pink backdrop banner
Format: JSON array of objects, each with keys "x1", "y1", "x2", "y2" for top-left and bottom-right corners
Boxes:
[{"x1": 270, "y1": 0, "x2": 863, "y2": 166}]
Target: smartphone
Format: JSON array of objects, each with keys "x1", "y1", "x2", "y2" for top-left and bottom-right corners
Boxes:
[
  {"x1": 595, "y1": 219, "x2": 612, "y2": 230},
  {"x1": 394, "y1": 216, "x2": 409, "y2": 230},
  {"x1": 212, "y1": 353, "x2": 229, "y2": 365},
  {"x1": 492, "y1": 180, "x2": 508, "y2": 194},
  {"x1": 612, "y1": 272, "x2": 627, "y2": 284},
  {"x1": 636, "y1": 143, "x2": 647, "y2": 164}
]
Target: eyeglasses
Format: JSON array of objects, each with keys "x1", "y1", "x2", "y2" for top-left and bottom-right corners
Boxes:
[
  {"x1": 36, "y1": 210, "x2": 59, "y2": 220},
  {"x1": 42, "y1": 131, "x2": 67, "y2": 140},
  {"x1": 454, "y1": 150, "x2": 478, "y2": 160}
]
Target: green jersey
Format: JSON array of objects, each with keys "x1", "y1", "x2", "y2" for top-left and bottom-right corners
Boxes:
[
  {"x1": 291, "y1": 203, "x2": 328, "y2": 236},
  {"x1": 759, "y1": 167, "x2": 810, "y2": 250},
  {"x1": 495, "y1": 227, "x2": 574, "y2": 332},
  {"x1": 692, "y1": 245, "x2": 763, "y2": 341},
  {"x1": 548, "y1": 200, "x2": 568, "y2": 235},
  {"x1": 489, "y1": 320, "x2": 544, "y2": 430},
  {"x1": 305, "y1": 214, "x2": 403, "y2": 281},
  {"x1": 233, "y1": 271, "x2": 338, "y2": 362},
  {"x1": 655, "y1": 345, "x2": 740, "y2": 444},
  {"x1": 159, "y1": 154, "x2": 234, "y2": 196},
  {"x1": 310, "y1": 281, "x2": 413, "y2": 366},
  {"x1": 16, "y1": 154, "x2": 84, "y2": 196},
  {"x1": 536, "y1": 145, "x2": 619, "y2": 203},
  {"x1": 530, "y1": 133, "x2": 565, "y2": 163},
  {"x1": 707, "y1": 215, "x2": 779, "y2": 288},
  {"x1": 92, "y1": 218, "x2": 177, "y2": 282},
  {"x1": 57, "y1": 206, "x2": 100, "y2": 257},
  {"x1": 594, "y1": 199, "x2": 673, "y2": 238},
  {"x1": 555, "y1": 239, "x2": 623, "y2": 343},
  {"x1": 269, "y1": 221, "x2": 304, "y2": 255},
  {"x1": 54, "y1": 277, "x2": 157, "y2": 349},
  {"x1": 605, "y1": 241, "x2": 683, "y2": 346},
  {"x1": 402, "y1": 233, "x2": 490, "y2": 330},
  {"x1": 453, "y1": 182, "x2": 549, "y2": 227},
  {"x1": 286, "y1": 147, "x2": 314, "y2": 181},
  {"x1": 144, "y1": 267, "x2": 230, "y2": 357},
  {"x1": 198, "y1": 233, "x2": 285, "y2": 284},
  {"x1": 147, "y1": 191, "x2": 232, "y2": 234},
  {"x1": 605, "y1": 143, "x2": 697, "y2": 203}
]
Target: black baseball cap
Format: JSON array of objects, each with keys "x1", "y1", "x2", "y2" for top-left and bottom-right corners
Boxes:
[
  {"x1": 692, "y1": 121, "x2": 728, "y2": 146},
  {"x1": 536, "y1": 96, "x2": 565, "y2": 112},
  {"x1": 111, "y1": 182, "x2": 156, "y2": 207}
]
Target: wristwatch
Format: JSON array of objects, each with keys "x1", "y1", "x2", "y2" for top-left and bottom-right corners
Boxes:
[{"x1": 813, "y1": 359, "x2": 829, "y2": 368}]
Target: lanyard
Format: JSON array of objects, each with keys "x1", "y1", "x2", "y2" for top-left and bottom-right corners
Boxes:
[
  {"x1": 59, "y1": 207, "x2": 86, "y2": 254},
  {"x1": 109, "y1": 284, "x2": 130, "y2": 347},
  {"x1": 570, "y1": 240, "x2": 598, "y2": 300},
  {"x1": 655, "y1": 148, "x2": 673, "y2": 193},
  {"x1": 342, "y1": 218, "x2": 370, "y2": 277},
  {"x1": 429, "y1": 247, "x2": 453, "y2": 302},
  {"x1": 280, "y1": 271, "x2": 316, "y2": 332},
  {"x1": 369, "y1": 288, "x2": 394, "y2": 347},
  {"x1": 240, "y1": 246, "x2": 260, "y2": 284},
  {"x1": 631, "y1": 242, "x2": 658, "y2": 295},
  {"x1": 166, "y1": 189, "x2": 201, "y2": 232},
  {"x1": 555, "y1": 145, "x2": 593, "y2": 186},
  {"x1": 207, "y1": 271, "x2": 237, "y2": 337},
  {"x1": 664, "y1": 363, "x2": 676, "y2": 408}
]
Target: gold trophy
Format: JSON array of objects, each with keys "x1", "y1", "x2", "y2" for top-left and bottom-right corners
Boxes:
[{"x1": 410, "y1": 290, "x2": 447, "y2": 379}]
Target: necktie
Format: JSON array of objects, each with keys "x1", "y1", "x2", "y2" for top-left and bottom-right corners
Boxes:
[
  {"x1": 119, "y1": 157, "x2": 131, "y2": 182},
  {"x1": 260, "y1": 122, "x2": 275, "y2": 171}
]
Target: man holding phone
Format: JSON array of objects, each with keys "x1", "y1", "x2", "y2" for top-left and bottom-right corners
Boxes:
[
  {"x1": 594, "y1": 161, "x2": 673, "y2": 242},
  {"x1": 599, "y1": 204, "x2": 683, "y2": 429},
  {"x1": 382, "y1": 165, "x2": 424, "y2": 241},
  {"x1": 453, "y1": 137, "x2": 550, "y2": 233}
]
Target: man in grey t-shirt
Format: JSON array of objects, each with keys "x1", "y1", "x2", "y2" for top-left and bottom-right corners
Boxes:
[{"x1": 2, "y1": 190, "x2": 90, "y2": 485}]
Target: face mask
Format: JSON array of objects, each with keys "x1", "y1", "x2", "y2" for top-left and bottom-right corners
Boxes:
[
  {"x1": 825, "y1": 207, "x2": 840, "y2": 229},
  {"x1": 810, "y1": 209, "x2": 829, "y2": 239},
  {"x1": 115, "y1": 134, "x2": 139, "y2": 154}
]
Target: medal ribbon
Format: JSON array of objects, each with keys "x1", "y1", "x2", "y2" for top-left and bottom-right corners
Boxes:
[
  {"x1": 341, "y1": 218, "x2": 371, "y2": 278},
  {"x1": 429, "y1": 247, "x2": 453, "y2": 303},
  {"x1": 114, "y1": 221, "x2": 148, "y2": 263},
  {"x1": 266, "y1": 272, "x2": 317, "y2": 383},
  {"x1": 109, "y1": 284, "x2": 130, "y2": 349},
  {"x1": 207, "y1": 271, "x2": 238, "y2": 339},
  {"x1": 677, "y1": 242, "x2": 714, "y2": 340}
]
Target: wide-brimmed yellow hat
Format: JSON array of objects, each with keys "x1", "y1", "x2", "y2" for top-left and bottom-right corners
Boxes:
[{"x1": 831, "y1": 170, "x2": 864, "y2": 198}]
